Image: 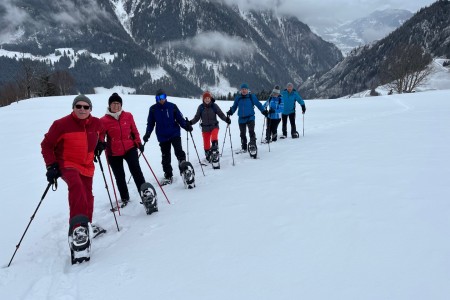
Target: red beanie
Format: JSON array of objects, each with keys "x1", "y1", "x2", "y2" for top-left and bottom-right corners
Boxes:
[{"x1": 202, "y1": 91, "x2": 212, "y2": 100}]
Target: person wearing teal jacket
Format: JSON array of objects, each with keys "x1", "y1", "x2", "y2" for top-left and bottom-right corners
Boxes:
[
  {"x1": 280, "y1": 82, "x2": 306, "y2": 139},
  {"x1": 227, "y1": 83, "x2": 268, "y2": 151}
]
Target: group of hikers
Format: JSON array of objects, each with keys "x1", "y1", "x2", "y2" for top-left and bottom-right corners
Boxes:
[{"x1": 39, "y1": 82, "x2": 306, "y2": 263}]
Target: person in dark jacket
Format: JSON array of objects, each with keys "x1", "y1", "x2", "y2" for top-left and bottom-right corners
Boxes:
[
  {"x1": 100, "y1": 93, "x2": 146, "y2": 206},
  {"x1": 143, "y1": 89, "x2": 193, "y2": 184},
  {"x1": 189, "y1": 91, "x2": 230, "y2": 161},
  {"x1": 262, "y1": 85, "x2": 284, "y2": 143},
  {"x1": 41, "y1": 94, "x2": 106, "y2": 250},
  {"x1": 227, "y1": 83, "x2": 268, "y2": 152},
  {"x1": 280, "y1": 82, "x2": 306, "y2": 139}
]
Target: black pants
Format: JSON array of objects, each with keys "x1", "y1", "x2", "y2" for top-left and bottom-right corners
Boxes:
[
  {"x1": 239, "y1": 120, "x2": 256, "y2": 150},
  {"x1": 282, "y1": 113, "x2": 297, "y2": 136},
  {"x1": 160, "y1": 136, "x2": 186, "y2": 177},
  {"x1": 265, "y1": 118, "x2": 281, "y2": 140},
  {"x1": 108, "y1": 147, "x2": 146, "y2": 200}
]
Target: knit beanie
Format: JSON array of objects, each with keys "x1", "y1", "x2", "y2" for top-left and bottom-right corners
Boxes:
[
  {"x1": 72, "y1": 94, "x2": 92, "y2": 109},
  {"x1": 108, "y1": 93, "x2": 122, "y2": 106},
  {"x1": 202, "y1": 91, "x2": 212, "y2": 100},
  {"x1": 272, "y1": 85, "x2": 281, "y2": 94},
  {"x1": 240, "y1": 83, "x2": 249, "y2": 89}
]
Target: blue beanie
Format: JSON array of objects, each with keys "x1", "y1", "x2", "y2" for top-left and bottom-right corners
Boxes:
[{"x1": 240, "y1": 83, "x2": 249, "y2": 89}]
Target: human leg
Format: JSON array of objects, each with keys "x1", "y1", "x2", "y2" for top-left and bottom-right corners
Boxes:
[
  {"x1": 281, "y1": 114, "x2": 288, "y2": 137},
  {"x1": 108, "y1": 155, "x2": 129, "y2": 201},
  {"x1": 61, "y1": 168, "x2": 90, "y2": 223},
  {"x1": 247, "y1": 120, "x2": 256, "y2": 144},
  {"x1": 239, "y1": 122, "x2": 248, "y2": 150},
  {"x1": 289, "y1": 112, "x2": 297, "y2": 136},
  {"x1": 159, "y1": 141, "x2": 173, "y2": 178},
  {"x1": 124, "y1": 147, "x2": 146, "y2": 194}
]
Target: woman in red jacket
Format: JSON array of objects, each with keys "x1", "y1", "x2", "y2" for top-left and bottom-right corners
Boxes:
[{"x1": 101, "y1": 93, "x2": 146, "y2": 207}]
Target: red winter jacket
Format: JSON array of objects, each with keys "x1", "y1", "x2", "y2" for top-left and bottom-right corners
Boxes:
[
  {"x1": 41, "y1": 112, "x2": 104, "y2": 177},
  {"x1": 100, "y1": 110, "x2": 142, "y2": 156}
]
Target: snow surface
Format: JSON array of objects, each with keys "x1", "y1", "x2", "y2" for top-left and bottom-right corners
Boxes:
[{"x1": 1, "y1": 90, "x2": 450, "y2": 299}]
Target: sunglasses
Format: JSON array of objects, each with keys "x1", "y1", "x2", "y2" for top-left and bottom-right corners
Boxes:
[
  {"x1": 156, "y1": 93, "x2": 167, "y2": 101},
  {"x1": 75, "y1": 104, "x2": 91, "y2": 110}
]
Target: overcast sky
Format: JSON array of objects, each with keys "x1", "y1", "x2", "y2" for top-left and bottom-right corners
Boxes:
[{"x1": 222, "y1": 0, "x2": 437, "y2": 28}]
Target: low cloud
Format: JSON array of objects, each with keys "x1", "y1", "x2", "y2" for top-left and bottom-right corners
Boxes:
[
  {"x1": 51, "y1": 0, "x2": 109, "y2": 25},
  {"x1": 168, "y1": 31, "x2": 255, "y2": 58},
  {"x1": 0, "y1": 0, "x2": 29, "y2": 43}
]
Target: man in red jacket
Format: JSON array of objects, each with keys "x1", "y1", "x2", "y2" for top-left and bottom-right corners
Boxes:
[
  {"x1": 100, "y1": 93, "x2": 147, "y2": 208},
  {"x1": 41, "y1": 95, "x2": 105, "y2": 258}
]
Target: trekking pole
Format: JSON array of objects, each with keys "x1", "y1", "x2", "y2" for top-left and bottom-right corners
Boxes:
[
  {"x1": 228, "y1": 124, "x2": 235, "y2": 166},
  {"x1": 139, "y1": 151, "x2": 171, "y2": 204},
  {"x1": 186, "y1": 130, "x2": 189, "y2": 161},
  {"x1": 96, "y1": 155, "x2": 120, "y2": 232},
  {"x1": 267, "y1": 118, "x2": 271, "y2": 152},
  {"x1": 7, "y1": 182, "x2": 53, "y2": 267},
  {"x1": 220, "y1": 123, "x2": 229, "y2": 157},
  {"x1": 188, "y1": 130, "x2": 205, "y2": 176},
  {"x1": 303, "y1": 114, "x2": 305, "y2": 137},
  {"x1": 260, "y1": 116, "x2": 266, "y2": 144},
  {"x1": 105, "y1": 155, "x2": 121, "y2": 215},
  {"x1": 127, "y1": 141, "x2": 147, "y2": 184}
]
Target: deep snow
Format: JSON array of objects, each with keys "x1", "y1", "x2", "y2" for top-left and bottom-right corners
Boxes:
[{"x1": 1, "y1": 90, "x2": 450, "y2": 299}]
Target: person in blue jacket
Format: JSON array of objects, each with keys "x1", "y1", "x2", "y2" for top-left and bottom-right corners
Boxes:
[
  {"x1": 262, "y1": 85, "x2": 284, "y2": 143},
  {"x1": 280, "y1": 82, "x2": 306, "y2": 139},
  {"x1": 227, "y1": 83, "x2": 268, "y2": 152},
  {"x1": 143, "y1": 89, "x2": 193, "y2": 183}
]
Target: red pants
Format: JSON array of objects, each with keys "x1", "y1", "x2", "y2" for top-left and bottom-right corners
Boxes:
[
  {"x1": 202, "y1": 128, "x2": 219, "y2": 150},
  {"x1": 61, "y1": 168, "x2": 94, "y2": 223}
]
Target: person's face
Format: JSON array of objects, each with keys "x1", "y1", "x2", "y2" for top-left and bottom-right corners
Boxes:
[
  {"x1": 241, "y1": 88, "x2": 248, "y2": 95},
  {"x1": 287, "y1": 85, "x2": 293, "y2": 93},
  {"x1": 204, "y1": 96, "x2": 211, "y2": 104},
  {"x1": 109, "y1": 101, "x2": 122, "y2": 113},
  {"x1": 73, "y1": 101, "x2": 91, "y2": 119}
]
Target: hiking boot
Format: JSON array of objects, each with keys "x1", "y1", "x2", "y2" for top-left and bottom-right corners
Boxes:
[{"x1": 271, "y1": 133, "x2": 277, "y2": 142}]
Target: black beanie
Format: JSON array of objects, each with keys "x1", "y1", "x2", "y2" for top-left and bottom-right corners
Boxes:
[
  {"x1": 108, "y1": 93, "x2": 122, "y2": 106},
  {"x1": 156, "y1": 89, "x2": 166, "y2": 97}
]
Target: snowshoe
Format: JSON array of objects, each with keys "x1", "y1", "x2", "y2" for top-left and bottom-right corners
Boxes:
[
  {"x1": 179, "y1": 161, "x2": 196, "y2": 189},
  {"x1": 161, "y1": 174, "x2": 173, "y2": 186},
  {"x1": 261, "y1": 138, "x2": 270, "y2": 144},
  {"x1": 280, "y1": 134, "x2": 287, "y2": 139},
  {"x1": 235, "y1": 149, "x2": 247, "y2": 154},
  {"x1": 68, "y1": 215, "x2": 91, "y2": 265},
  {"x1": 91, "y1": 224, "x2": 106, "y2": 239},
  {"x1": 292, "y1": 132, "x2": 300, "y2": 139},
  {"x1": 140, "y1": 182, "x2": 158, "y2": 215},
  {"x1": 210, "y1": 147, "x2": 220, "y2": 169},
  {"x1": 248, "y1": 142, "x2": 257, "y2": 159},
  {"x1": 110, "y1": 199, "x2": 129, "y2": 212}
]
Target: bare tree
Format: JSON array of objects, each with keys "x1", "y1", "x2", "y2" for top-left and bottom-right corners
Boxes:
[
  {"x1": 51, "y1": 70, "x2": 75, "y2": 95},
  {"x1": 380, "y1": 44, "x2": 433, "y2": 93}
]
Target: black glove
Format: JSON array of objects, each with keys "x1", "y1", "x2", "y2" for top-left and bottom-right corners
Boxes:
[
  {"x1": 95, "y1": 141, "x2": 106, "y2": 157},
  {"x1": 225, "y1": 116, "x2": 231, "y2": 124},
  {"x1": 143, "y1": 132, "x2": 150, "y2": 143},
  {"x1": 226, "y1": 109, "x2": 232, "y2": 116},
  {"x1": 262, "y1": 110, "x2": 269, "y2": 116},
  {"x1": 185, "y1": 122, "x2": 193, "y2": 132},
  {"x1": 138, "y1": 143, "x2": 144, "y2": 152},
  {"x1": 301, "y1": 105, "x2": 306, "y2": 114},
  {"x1": 269, "y1": 108, "x2": 275, "y2": 114},
  {"x1": 46, "y1": 163, "x2": 61, "y2": 183}
]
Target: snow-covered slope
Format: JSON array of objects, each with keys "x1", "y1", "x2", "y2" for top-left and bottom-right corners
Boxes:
[{"x1": 1, "y1": 91, "x2": 449, "y2": 299}]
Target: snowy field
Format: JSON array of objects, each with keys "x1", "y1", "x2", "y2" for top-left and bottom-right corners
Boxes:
[{"x1": 0, "y1": 90, "x2": 449, "y2": 299}]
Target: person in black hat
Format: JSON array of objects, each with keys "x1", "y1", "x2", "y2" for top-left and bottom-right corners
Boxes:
[
  {"x1": 100, "y1": 93, "x2": 147, "y2": 208},
  {"x1": 142, "y1": 89, "x2": 193, "y2": 185}
]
